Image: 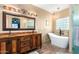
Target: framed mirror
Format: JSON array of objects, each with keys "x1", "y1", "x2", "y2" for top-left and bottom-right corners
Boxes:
[{"x1": 3, "y1": 12, "x2": 35, "y2": 30}]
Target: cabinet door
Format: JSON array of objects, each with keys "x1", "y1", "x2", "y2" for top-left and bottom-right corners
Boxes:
[
  {"x1": 6, "y1": 40, "x2": 12, "y2": 54},
  {"x1": 36, "y1": 34, "x2": 42, "y2": 49},
  {"x1": 32, "y1": 35, "x2": 37, "y2": 49},
  {"x1": 0, "y1": 41, "x2": 7, "y2": 54},
  {"x1": 11, "y1": 38, "x2": 18, "y2": 53},
  {"x1": 12, "y1": 40, "x2": 17, "y2": 53},
  {"x1": 0, "y1": 39, "x2": 12, "y2": 54}
]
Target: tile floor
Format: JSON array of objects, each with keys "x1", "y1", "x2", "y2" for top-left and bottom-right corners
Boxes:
[{"x1": 35, "y1": 42, "x2": 70, "y2": 54}]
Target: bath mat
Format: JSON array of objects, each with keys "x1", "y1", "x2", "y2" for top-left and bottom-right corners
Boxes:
[{"x1": 28, "y1": 51, "x2": 39, "y2": 54}]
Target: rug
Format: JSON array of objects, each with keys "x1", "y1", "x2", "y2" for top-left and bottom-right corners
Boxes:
[{"x1": 28, "y1": 51, "x2": 39, "y2": 54}]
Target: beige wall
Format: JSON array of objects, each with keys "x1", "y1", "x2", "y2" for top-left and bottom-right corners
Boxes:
[
  {"x1": 0, "y1": 4, "x2": 53, "y2": 43},
  {"x1": 52, "y1": 8, "x2": 70, "y2": 36}
]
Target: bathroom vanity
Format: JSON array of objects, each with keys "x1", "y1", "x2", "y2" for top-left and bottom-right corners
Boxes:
[
  {"x1": 0, "y1": 11, "x2": 42, "y2": 54},
  {"x1": 0, "y1": 32, "x2": 42, "y2": 54}
]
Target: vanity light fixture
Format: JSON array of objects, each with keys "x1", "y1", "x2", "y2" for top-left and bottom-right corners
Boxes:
[{"x1": 2, "y1": 5, "x2": 37, "y2": 17}]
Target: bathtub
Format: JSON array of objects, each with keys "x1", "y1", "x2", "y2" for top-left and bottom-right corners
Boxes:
[{"x1": 48, "y1": 33, "x2": 69, "y2": 48}]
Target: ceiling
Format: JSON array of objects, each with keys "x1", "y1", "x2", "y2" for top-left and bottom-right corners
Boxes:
[
  {"x1": 0, "y1": 4, "x2": 70, "y2": 14},
  {"x1": 33, "y1": 4, "x2": 70, "y2": 13}
]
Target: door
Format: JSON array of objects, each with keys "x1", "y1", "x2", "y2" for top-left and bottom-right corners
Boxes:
[{"x1": 72, "y1": 5, "x2": 79, "y2": 53}]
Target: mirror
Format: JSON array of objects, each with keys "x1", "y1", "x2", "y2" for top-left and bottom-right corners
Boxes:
[
  {"x1": 3, "y1": 12, "x2": 35, "y2": 30},
  {"x1": 20, "y1": 17, "x2": 35, "y2": 29}
]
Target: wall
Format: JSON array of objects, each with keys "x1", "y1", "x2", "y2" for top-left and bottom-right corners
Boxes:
[
  {"x1": 52, "y1": 8, "x2": 70, "y2": 36},
  {"x1": 0, "y1": 4, "x2": 53, "y2": 43}
]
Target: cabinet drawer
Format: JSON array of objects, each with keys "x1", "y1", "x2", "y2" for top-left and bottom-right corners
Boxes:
[
  {"x1": 20, "y1": 37, "x2": 31, "y2": 41},
  {"x1": 21, "y1": 41, "x2": 31, "y2": 47},
  {"x1": 20, "y1": 46, "x2": 31, "y2": 53}
]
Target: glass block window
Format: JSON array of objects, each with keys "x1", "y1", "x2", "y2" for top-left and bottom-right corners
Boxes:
[{"x1": 56, "y1": 17, "x2": 69, "y2": 30}]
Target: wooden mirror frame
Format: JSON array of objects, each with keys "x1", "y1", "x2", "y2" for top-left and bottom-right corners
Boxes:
[{"x1": 2, "y1": 11, "x2": 36, "y2": 31}]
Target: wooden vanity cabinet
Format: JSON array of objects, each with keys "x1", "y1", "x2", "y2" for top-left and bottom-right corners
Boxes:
[
  {"x1": 0, "y1": 37, "x2": 20, "y2": 54},
  {"x1": 0, "y1": 38, "x2": 12, "y2": 54},
  {"x1": 31, "y1": 34, "x2": 42, "y2": 49},
  {"x1": 0, "y1": 33, "x2": 42, "y2": 54},
  {"x1": 18, "y1": 34, "x2": 42, "y2": 53},
  {"x1": 18, "y1": 35, "x2": 32, "y2": 53}
]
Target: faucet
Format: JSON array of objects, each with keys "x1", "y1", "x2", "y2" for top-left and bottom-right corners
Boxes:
[{"x1": 9, "y1": 30, "x2": 12, "y2": 36}]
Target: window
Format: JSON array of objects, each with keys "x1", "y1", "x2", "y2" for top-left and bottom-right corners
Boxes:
[
  {"x1": 27, "y1": 19, "x2": 34, "y2": 28},
  {"x1": 11, "y1": 18, "x2": 20, "y2": 28},
  {"x1": 56, "y1": 17, "x2": 69, "y2": 30}
]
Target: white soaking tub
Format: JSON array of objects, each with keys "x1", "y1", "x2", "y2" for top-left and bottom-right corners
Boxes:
[{"x1": 48, "y1": 33, "x2": 69, "y2": 48}]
